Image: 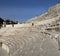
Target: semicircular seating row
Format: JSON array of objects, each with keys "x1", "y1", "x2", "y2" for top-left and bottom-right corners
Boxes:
[{"x1": 2, "y1": 26, "x2": 50, "y2": 56}]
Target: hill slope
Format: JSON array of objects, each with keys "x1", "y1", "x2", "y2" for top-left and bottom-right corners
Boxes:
[{"x1": 27, "y1": 3, "x2": 60, "y2": 23}]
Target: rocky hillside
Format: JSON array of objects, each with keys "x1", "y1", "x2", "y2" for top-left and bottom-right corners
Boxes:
[{"x1": 27, "y1": 3, "x2": 60, "y2": 23}]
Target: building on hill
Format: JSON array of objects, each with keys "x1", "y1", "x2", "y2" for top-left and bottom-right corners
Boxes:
[{"x1": 5, "y1": 19, "x2": 18, "y2": 25}]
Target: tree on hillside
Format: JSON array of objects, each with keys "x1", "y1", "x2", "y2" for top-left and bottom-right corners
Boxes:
[{"x1": 0, "y1": 18, "x2": 4, "y2": 28}]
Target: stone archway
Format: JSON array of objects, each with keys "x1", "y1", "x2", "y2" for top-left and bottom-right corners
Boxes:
[
  {"x1": 2, "y1": 44, "x2": 9, "y2": 54},
  {"x1": 0, "y1": 39, "x2": 9, "y2": 54}
]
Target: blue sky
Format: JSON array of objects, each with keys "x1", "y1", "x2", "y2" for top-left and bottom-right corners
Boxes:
[{"x1": 0, "y1": 0, "x2": 59, "y2": 22}]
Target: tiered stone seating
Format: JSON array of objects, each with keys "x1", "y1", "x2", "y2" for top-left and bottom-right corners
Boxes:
[{"x1": 0, "y1": 22, "x2": 60, "y2": 56}]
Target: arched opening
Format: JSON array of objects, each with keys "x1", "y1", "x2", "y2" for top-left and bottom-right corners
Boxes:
[
  {"x1": 0, "y1": 47, "x2": 9, "y2": 56},
  {"x1": 2, "y1": 44, "x2": 9, "y2": 54},
  {"x1": 0, "y1": 39, "x2": 10, "y2": 56},
  {"x1": 0, "y1": 39, "x2": 9, "y2": 54}
]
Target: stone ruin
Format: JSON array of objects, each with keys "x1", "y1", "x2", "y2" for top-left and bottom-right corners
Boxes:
[{"x1": 0, "y1": 3, "x2": 60, "y2": 56}]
